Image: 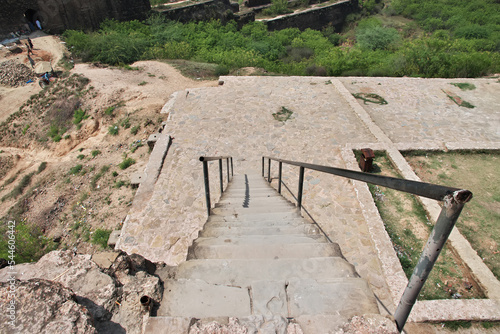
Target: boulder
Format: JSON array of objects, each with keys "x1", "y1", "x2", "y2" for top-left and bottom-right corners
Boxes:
[{"x1": 0, "y1": 279, "x2": 97, "y2": 334}]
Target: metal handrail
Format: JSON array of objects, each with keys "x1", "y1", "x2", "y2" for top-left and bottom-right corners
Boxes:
[
  {"x1": 200, "y1": 156, "x2": 233, "y2": 216},
  {"x1": 262, "y1": 156, "x2": 472, "y2": 332}
]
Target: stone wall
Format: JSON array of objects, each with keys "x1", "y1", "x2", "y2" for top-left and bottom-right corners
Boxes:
[
  {"x1": 155, "y1": 0, "x2": 239, "y2": 24},
  {"x1": 0, "y1": 0, "x2": 151, "y2": 38},
  {"x1": 265, "y1": 0, "x2": 358, "y2": 31}
]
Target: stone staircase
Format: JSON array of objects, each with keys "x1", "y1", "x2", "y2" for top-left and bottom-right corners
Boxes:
[{"x1": 145, "y1": 173, "x2": 380, "y2": 333}]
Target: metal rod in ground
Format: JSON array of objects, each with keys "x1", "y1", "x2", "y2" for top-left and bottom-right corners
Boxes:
[
  {"x1": 278, "y1": 161, "x2": 282, "y2": 194},
  {"x1": 268, "y1": 158, "x2": 271, "y2": 183},
  {"x1": 230, "y1": 158, "x2": 233, "y2": 177},
  {"x1": 262, "y1": 157, "x2": 264, "y2": 177},
  {"x1": 297, "y1": 166, "x2": 305, "y2": 209},
  {"x1": 394, "y1": 189, "x2": 472, "y2": 332},
  {"x1": 219, "y1": 159, "x2": 223, "y2": 193},
  {"x1": 226, "y1": 158, "x2": 230, "y2": 183},
  {"x1": 202, "y1": 160, "x2": 211, "y2": 216}
]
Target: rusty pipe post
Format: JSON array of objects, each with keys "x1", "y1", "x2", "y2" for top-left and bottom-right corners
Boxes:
[
  {"x1": 226, "y1": 158, "x2": 230, "y2": 183},
  {"x1": 202, "y1": 160, "x2": 211, "y2": 216},
  {"x1": 268, "y1": 158, "x2": 271, "y2": 183},
  {"x1": 297, "y1": 166, "x2": 305, "y2": 210},
  {"x1": 219, "y1": 159, "x2": 223, "y2": 193},
  {"x1": 394, "y1": 189, "x2": 473, "y2": 332},
  {"x1": 278, "y1": 161, "x2": 283, "y2": 194},
  {"x1": 262, "y1": 157, "x2": 265, "y2": 177}
]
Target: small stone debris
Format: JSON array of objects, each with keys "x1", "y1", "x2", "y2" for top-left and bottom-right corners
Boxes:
[{"x1": 0, "y1": 59, "x2": 36, "y2": 87}]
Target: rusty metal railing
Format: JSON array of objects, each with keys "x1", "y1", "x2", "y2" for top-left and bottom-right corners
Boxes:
[
  {"x1": 200, "y1": 156, "x2": 233, "y2": 216},
  {"x1": 262, "y1": 156, "x2": 472, "y2": 332}
]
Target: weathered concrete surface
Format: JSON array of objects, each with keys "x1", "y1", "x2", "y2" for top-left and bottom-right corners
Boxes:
[{"x1": 118, "y1": 75, "x2": 500, "y2": 327}]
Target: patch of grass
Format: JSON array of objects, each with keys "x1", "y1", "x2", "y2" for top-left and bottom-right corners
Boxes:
[
  {"x1": 77, "y1": 154, "x2": 85, "y2": 160},
  {"x1": 37, "y1": 162, "x2": 47, "y2": 174},
  {"x1": 1, "y1": 172, "x2": 35, "y2": 201},
  {"x1": 352, "y1": 92, "x2": 388, "y2": 105},
  {"x1": 91, "y1": 229, "x2": 112, "y2": 249},
  {"x1": 73, "y1": 108, "x2": 89, "y2": 125},
  {"x1": 91, "y1": 150, "x2": 101, "y2": 157},
  {"x1": 443, "y1": 321, "x2": 472, "y2": 330},
  {"x1": 120, "y1": 117, "x2": 131, "y2": 129},
  {"x1": 405, "y1": 151, "x2": 500, "y2": 280},
  {"x1": 138, "y1": 81, "x2": 148, "y2": 86},
  {"x1": 0, "y1": 219, "x2": 56, "y2": 263},
  {"x1": 130, "y1": 142, "x2": 143, "y2": 153},
  {"x1": 48, "y1": 124, "x2": 66, "y2": 142},
  {"x1": 130, "y1": 125, "x2": 140, "y2": 135},
  {"x1": 114, "y1": 180, "x2": 127, "y2": 188},
  {"x1": 68, "y1": 164, "x2": 83, "y2": 175},
  {"x1": 108, "y1": 124, "x2": 119, "y2": 136},
  {"x1": 450, "y1": 83, "x2": 476, "y2": 90},
  {"x1": 366, "y1": 151, "x2": 485, "y2": 300},
  {"x1": 22, "y1": 123, "x2": 30, "y2": 135},
  {"x1": 272, "y1": 106, "x2": 293, "y2": 123},
  {"x1": 90, "y1": 165, "x2": 109, "y2": 189},
  {"x1": 118, "y1": 157, "x2": 136, "y2": 170}
]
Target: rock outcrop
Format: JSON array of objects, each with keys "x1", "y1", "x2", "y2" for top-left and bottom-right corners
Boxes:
[
  {"x1": 0, "y1": 250, "x2": 163, "y2": 334},
  {"x1": 0, "y1": 279, "x2": 97, "y2": 333}
]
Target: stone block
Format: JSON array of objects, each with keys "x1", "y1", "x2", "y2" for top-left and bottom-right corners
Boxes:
[
  {"x1": 130, "y1": 172, "x2": 145, "y2": 186},
  {"x1": 147, "y1": 133, "x2": 160, "y2": 149},
  {"x1": 107, "y1": 230, "x2": 121, "y2": 248}
]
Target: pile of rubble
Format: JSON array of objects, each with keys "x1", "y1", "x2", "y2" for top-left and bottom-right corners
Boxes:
[{"x1": 0, "y1": 60, "x2": 36, "y2": 88}]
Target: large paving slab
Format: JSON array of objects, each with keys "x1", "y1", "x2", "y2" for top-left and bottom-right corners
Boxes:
[{"x1": 339, "y1": 77, "x2": 500, "y2": 146}]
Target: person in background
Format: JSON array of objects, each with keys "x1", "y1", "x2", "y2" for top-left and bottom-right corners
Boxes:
[
  {"x1": 35, "y1": 20, "x2": 42, "y2": 30},
  {"x1": 27, "y1": 37, "x2": 33, "y2": 50}
]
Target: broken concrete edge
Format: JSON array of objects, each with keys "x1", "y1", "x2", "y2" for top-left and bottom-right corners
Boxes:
[
  {"x1": 107, "y1": 230, "x2": 121, "y2": 248},
  {"x1": 161, "y1": 91, "x2": 179, "y2": 114},
  {"x1": 130, "y1": 133, "x2": 173, "y2": 210},
  {"x1": 344, "y1": 145, "x2": 500, "y2": 322}
]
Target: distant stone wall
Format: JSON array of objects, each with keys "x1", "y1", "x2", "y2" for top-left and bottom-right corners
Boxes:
[
  {"x1": 155, "y1": 0, "x2": 239, "y2": 24},
  {"x1": 265, "y1": 0, "x2": 358, "y2": 31},
  {"x1": 0, "y1": 0, "x2": 151, "y2": 39}
]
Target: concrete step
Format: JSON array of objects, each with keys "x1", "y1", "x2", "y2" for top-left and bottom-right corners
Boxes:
[
  {"x1": 143, "y1": 316, "x2": 194, "y2": 334},
  {"x1": 199, "y1": 224, "x2": 321, "y2": 237},
  {"x1": 192, "y1": 235, "x2": 328, "y2": 247},
  {"x1": 172, "y1": 258, "x2": 356, "y2": 287},
  {"x1": 187, "y1": 242, "x2": 343, "y2": 260},
  {"x1": 206, "y1": 217, "x2": 306, "y2": 228},
  {"x1": 212, "y1": 205, "x2": 296, "y2": 215},
  {"x1": 217, "y1": 195, "x2": 289, "y2": 204},
  {"x1": 158, "y1": 279, "x2": 251, "y2": 317},
  {"x1": 286, "y1": 278, "x2": 379, "y2": 317},
  {"x1": 207, "y1": 211, "x2": 301, "y2": 223}
]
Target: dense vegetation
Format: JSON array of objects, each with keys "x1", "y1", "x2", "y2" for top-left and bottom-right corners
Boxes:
[{"x1": 62, "y1": 0, "x2": 499, "y2": 77}]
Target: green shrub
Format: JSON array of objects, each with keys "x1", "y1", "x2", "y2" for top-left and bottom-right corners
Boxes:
[
  {"x1": 0, "y1": 220, "x2": 56, "y2": 263},
  {"x1": 68, "y1": 164, "x2": 83, "y2": 175},
  {"x1": 77, "y1": 154, "x2": 85, "y2": 160},
  {"x1": 131, "y1": 125, "x2": 140, "y2": 135},
  {"x1": 37, "y1": 162, "x2": 47, "y2": 174},
  {"x1": 73, "y1": 108, "x2": 89, "y2": 125},
  {"x1": 356, "y1": 26, "x2": 401, "y2": 51},
  {"x1": 120, "y1": 117, "x2": 131, "y2": 129},
  {"x1": 119, "y1": 157, "x2": 136, "y2": 170},
  {"x1": 215, "y1": 64, "x2": 229, "y2": 76},
  {"x1": 91, "y1": 228, "x2": 112, "y2": 249},
  {"x1": 108, "y1": 124, "x2": 119, "y2": 136},
  {"x1": 91, "y1": 150, "x2": 101, "y2": 157}
]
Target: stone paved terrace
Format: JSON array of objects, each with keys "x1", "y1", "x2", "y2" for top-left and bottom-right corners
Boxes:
[{"x1": 117, "y1": 76, "x2": 500, "y2": 327}]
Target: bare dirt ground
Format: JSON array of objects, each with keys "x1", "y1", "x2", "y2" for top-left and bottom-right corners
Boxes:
[{"x1": 0, "y1": 32, "x2": 217, "y2": 256}]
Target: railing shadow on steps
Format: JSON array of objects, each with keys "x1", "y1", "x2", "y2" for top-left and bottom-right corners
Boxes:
[
  {"x1": 262, "y1": 156, "x2": 473, "y2": 333},
  {"x1": 200, "y1": 156, "x2": 233, "y2": 217}
]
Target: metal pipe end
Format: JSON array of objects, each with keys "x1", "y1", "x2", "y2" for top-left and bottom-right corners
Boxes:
[
  {"x1": 453, "y1": 189, "x2": 473, "y2": 204},
  {"x1": 199, "y1": 157, "x2": 205, "y2": 162}
]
